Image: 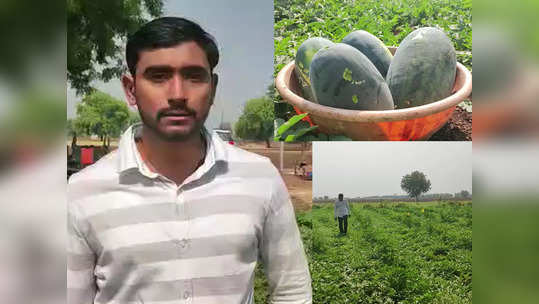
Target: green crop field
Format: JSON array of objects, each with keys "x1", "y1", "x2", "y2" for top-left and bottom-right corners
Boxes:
[
  {"x1": 310, "y1": 202, "x2": 472, "y2": 303},
  {"x1": 255, "y1": 202, "x2": 472, "y2": 303}
]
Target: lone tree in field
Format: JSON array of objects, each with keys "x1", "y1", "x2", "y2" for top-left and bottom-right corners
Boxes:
[
  {"x1": 460, "y1": 190, "x2": 470, "y2": 199},
  {"x1": 401, "y1": 171, "x2": 432, "y2": 201}
]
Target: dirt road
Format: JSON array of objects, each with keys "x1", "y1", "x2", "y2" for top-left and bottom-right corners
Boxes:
[
  {"x1": 239, "y1": 142, "x2": 312, "y2": 212},
  {"x1": 281, "y1": 174, "x2": 312, "y2": 212}
]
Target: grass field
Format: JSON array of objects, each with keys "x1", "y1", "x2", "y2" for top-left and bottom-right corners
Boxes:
[
  {"x1": 311, "y1": 201, "x2": 472, "y2": 303},
  {"x1": 255, "y1": 201, "x2": 472, "y2": 303}
]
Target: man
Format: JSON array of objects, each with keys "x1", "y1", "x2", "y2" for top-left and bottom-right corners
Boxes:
[
  {"x1": 297, "y1": 160, "x2": 307, "y2": 177},
  {"x1": 334, "y1": 193, "x2": 351, "y2": 235},
  {"x1": 68, "y1": 17, "x2": 312, "y2": 304}
]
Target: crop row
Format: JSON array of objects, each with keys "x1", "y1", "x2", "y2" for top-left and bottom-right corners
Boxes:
[{"x1": 309, "y1": 202, "x2": 472, "y2": 303}]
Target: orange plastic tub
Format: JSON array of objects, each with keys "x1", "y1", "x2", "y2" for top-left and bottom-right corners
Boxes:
[{"x1": 275, "y1": 48, "x2": 473, "y2": 141}]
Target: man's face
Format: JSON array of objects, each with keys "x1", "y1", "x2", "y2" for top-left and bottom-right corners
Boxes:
[
  {"x1": 339, "y1": 195, "x2": 343, "y2": 201},
  {"x1": 123, "y1": 41, "x2": 217, "y2": 141}
]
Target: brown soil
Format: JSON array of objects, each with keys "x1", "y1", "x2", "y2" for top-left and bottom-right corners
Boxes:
[
  {"x1": 281, "y1": 174, "x2": 313, "y2": 212},
  {"x1": 430, "y1": 106, "x2": 472, "y2": 141},
  {"x1": 238, "y1": 143, "x2": 312, "y2": 170}
]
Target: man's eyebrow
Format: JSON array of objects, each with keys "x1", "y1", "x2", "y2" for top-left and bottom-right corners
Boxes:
[
  {"x1": 141, "y1": 65, "x2": 210, "y2": 75},
  {"x1": 179, "y1": 65, "x2": 210, "y2": 75},
  {"x1": 142, "y1": 65, "x2": 174, "y2": 75}
]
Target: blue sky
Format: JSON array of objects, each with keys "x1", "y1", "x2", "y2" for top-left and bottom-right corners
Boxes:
[{"x1": 67, "y1": 0, "x2": 274, "y2": 131}]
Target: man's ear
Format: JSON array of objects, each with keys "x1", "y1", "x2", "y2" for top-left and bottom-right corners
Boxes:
[
  {"x1": 209, "y1": 73, "x2": 218, "y2": 106},
  {"x1": 121, "y1": 74, "x2": 137, "y2": 107}
]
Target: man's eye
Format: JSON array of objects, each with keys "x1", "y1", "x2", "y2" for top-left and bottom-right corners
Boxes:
[
  {"x1": 149, "y1": 73, "x2": 170, "y2": 82},
  {"x1": 187, "y1": 73, "x2": 208, "y2": 82}
]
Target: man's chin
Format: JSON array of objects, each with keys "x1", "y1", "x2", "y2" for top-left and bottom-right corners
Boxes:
[{"x1": 155, "y1": 125, "x2": 201, "y2": 142}]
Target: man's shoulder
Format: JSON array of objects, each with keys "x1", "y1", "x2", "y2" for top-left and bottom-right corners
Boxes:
[
  {"x1": 222, "y1": 143, "x2": 273, "y2": 166},
  {"x1": 68, "y1": 150, "x2": 120, "y2": 186}
]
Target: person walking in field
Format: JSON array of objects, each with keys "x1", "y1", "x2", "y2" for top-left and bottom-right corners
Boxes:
[{"x1": 334, "y1": 193, "x2": 351, "y2": 235}]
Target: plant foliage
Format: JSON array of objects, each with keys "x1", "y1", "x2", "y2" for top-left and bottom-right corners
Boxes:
[
  {"x1": 67, "y1": 0, "x2": 164, "y2": 95},
  {"x1": 73, "y1": 90, "x2": 132, "y2": 147},
  {"x1": 308, "y1": 201, "x2": 472, "y2": 303},
  {"x1": 234, "y1": 97, "x2": 275, "y2": 147},
  {"x1": 273, "y1": 0, "x2": 473, "y2": 136}
]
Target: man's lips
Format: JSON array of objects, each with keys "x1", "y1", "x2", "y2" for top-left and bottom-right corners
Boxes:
[
  {"x1": 159, "y1": 110, "x2": 195, "y2": 119},
  {"x1": 163, "y1": 112, "x2": 190, "y2": 117},
  {"x1": 158, "y1": 111, "x2": 194, "y2": 126}
]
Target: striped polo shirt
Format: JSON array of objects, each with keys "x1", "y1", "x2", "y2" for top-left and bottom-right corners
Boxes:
[{"x1": 67, "y1": 124, "x2": 312, "y2": 304}]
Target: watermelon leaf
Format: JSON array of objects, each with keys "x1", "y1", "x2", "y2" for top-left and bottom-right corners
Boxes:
[
  {"x1": 273, "y1": 118, "x2": 286, "y2": 141},
  {"x1": 276, "y1": 113, "x2": 309, "y2": 136},
  {"x1": 284, "y1": 125, "x2": 319, "y2": 142}
]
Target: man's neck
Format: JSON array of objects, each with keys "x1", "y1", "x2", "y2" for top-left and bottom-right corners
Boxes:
[{"x1": 137, "y1": 126, "x2": 206, "y2": 186}]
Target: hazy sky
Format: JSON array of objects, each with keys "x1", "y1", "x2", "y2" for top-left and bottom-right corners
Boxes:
[
  {"x1": 313, "y1": 142, "x2": 472, "y2": 197},
  {"x1": 67, "y1": 0, "x2": 274, "y2": 131}
]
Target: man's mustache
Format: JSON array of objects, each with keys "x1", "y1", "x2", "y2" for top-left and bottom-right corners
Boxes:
[{"x1": 157, "y1": 106, "x2": 197, "y2": 120}]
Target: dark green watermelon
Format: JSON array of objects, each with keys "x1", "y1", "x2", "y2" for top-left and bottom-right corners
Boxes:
[
  {"x1": 309, "y1": 43, "x2": 394, "y2": 110},
  {"x1": 342, "y1": 30, "x2": 393, "y2": 77},
  {"x1": 386, "y1": 27, "x2": 457, "y2": 109},
  {"x1": 294, "y1": 37, "x2": 334, "y2": 102}
]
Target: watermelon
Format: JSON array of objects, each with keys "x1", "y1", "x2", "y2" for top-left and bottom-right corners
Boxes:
[
  {"x1": 386, "y1": 27, "x2": 457, "y2": 109},
  {"x1": 309, "y1": 43, "x2": 394, "y2": 110},
  {"x1": 342, "y1": 30, "x2": 393, "y2": 77},
  {"x1": 294, "y1": 37, "x2": 334, "y2": 102}
]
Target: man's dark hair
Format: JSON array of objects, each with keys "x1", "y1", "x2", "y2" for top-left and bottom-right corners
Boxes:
[
  {"x1": 338, "y1": 193, "x2": 344, "y2": 198},
  {"x1": 126, "y1": 17, "x2": 219, "y2": 76}
]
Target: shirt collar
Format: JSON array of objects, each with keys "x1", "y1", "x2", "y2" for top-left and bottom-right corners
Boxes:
[
  {"x1": 117, "y1": 124, "x2": 228, "y2": 179},
  {"x1": 117, "y1": 123, "x2": 140, "y2": 174}
]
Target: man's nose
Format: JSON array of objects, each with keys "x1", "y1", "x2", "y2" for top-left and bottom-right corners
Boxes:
[{"x1": 168, "y1": 74, "x2": 187, "y2": 101}]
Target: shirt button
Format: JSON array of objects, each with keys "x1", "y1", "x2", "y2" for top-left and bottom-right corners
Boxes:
[{"x1": 175, "y1": 239, "x2": 189, "y2": 249}]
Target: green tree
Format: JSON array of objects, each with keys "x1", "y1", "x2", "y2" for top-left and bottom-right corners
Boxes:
[
  {"x1": 67, "y1": 119, "x2": 75, "y2": 137},
  {"x1": 460, "y1": 190, "x2": 470, "y2": 199},
  {"x1": 67, "y1": 0, "x2": 163, "y2": 95},
  {"x1": 67, "y1": 118, "x2": 78, "y2": 151},
  {"x1": 234, "y1": 97, "x2": 275, "y2": 148},
  {"x1": 73, "y1": 90, "x2": 130, "y2": 149},
  {"x1": 400, "y1": 171, "x2": 432, "y2": 201},
  {"x1": 128, "y1": 110, "x2": 142, "y2": 126}
]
